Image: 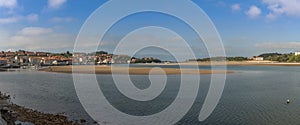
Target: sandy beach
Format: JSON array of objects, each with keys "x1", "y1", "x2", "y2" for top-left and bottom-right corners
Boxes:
[
  {"x1": 40, "y1": 65, "x2": 231, "y2": 75},
  {"x1": 194, "y1": 61, "x2": 300, "y2": 66},
  {"x1": 40, "y1": 61, "x2": 300, "y2": 75},
  {"x1": 143, "y1": 61, "x2": 300, "y2": 66}
]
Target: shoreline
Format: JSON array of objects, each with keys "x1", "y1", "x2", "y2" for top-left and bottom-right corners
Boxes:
[
  {"x1": 138, "y1": 61, "x2": 300, "y2": 66},
  {"x1": 40, "y1": 65, "x2": 231, "y2": 75},
  {"x1": 0, "y1": 91, "x2": 92, "y2": 125},
  {"x1": 39, "y1": 61, "x2": 300, "y2": 74}
]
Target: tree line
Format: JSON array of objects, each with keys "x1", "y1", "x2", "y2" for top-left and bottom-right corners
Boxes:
[
  {"x1": 259, "y1": 53, "x2": 300, "y2": 62},
  {"x1": 190, "y1": 57, "x2": 250, "y2": 62}
]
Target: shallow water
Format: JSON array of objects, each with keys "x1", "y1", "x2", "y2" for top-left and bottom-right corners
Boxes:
[{"x1": 0, "y1": 66, "x2": 300, "y2": 124}]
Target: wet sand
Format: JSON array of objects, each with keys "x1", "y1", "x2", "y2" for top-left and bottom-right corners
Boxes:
[
  {"x1": 146, "y1": 61, "x2": 300, "y2": 66},
  {"x1": 200, "y1": 61, "x2": 300, "y2": 66},
  {"x1": 40, "y1": 65, "x2": 231, "y2": 75},
  {"x1": 196, "y1": 61, "x2": 300, "y2": 66}
]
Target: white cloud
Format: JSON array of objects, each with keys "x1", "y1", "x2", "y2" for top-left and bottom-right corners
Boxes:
[
  {"x1": 231, "y1": 4, "x2": 241, "y2": 11},
  {"x1": 246, "y1": 5, "x2": 261, "y2": 18},
  {"x1": 263, "y1": 0, "x2": 300, "y2": 19},
  {"x1": 0, "y1": 0, "x2": 17, "y2": 8},
  {"x1": 0, "y1": 14, "x2": 39, "y2": 24},
  {"x1": 48, "y1": 0, "x2": 67, "y2": 9},
  {"x1": 50, "y1": 17, "x2": 75, "y2": 23},
  {"x1": 0, "y1": 16, "x2": 19, "y2": 24},
  {"x1": 0, "y1": 27, "x2": 74, "y2": 51},
  {"x1": 266, "y1": 13, "x2": 277, "y2": 20},
  {"x1": 17, "y1": 27, "x2": 53, "y2": 36}
]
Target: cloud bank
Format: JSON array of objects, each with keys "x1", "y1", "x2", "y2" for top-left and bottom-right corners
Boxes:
[
  {"x1": 263, "y1": 0, "x2": 300, "y2": 20},
  {"x1": 0, "y1": 27, "x2": 73, "y2": 51},
  {"x1": 0, "y1": 0, "x2": 17, "y2": 9}
]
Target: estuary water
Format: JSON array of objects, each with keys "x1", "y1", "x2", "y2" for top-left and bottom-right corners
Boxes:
[{"x1": 1, "y1": 66, "x2": 300, "y2": 124}]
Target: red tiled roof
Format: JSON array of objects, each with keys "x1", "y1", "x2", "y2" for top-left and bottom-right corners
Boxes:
[
  {"x1": 17, "y1": 52, "x2": 25, "y2": 55},
  {"x1": 5, "y1": 52, "x2": 15, "y2": 56}
]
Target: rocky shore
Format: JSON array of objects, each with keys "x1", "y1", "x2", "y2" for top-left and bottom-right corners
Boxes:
[
  {"x1": 0, "y1": 91, "x2": 92, "y2": 125},
  {"x1": 0, "y1": 68, "x2": 7, "y2": 72}
]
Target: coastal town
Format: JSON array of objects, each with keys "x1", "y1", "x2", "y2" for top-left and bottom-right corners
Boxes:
[
  {"x1": 0, "y1": 50, "x2": 164, "y2": 69},
  {"x1": 0, "y1": 50, "x2": 112, "y2": 68}
]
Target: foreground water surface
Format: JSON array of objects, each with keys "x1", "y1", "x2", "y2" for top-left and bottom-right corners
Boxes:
[{"x1": 1, "y1": 65, "x2": 300, "y2": 124}]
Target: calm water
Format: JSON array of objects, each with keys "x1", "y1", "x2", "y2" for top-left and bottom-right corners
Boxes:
[{"x1": 1, "y1": 66, "x2": 300, "y2": 124}]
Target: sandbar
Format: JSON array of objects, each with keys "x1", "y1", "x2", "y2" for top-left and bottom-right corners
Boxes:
[{"x1": 40, "y1": 65, "x2": 231, "y2": 75}]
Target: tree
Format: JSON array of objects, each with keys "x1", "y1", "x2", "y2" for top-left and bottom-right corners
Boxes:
[
  {"x1": 295, "y1": 55, "x2": 300, "y2": 62},
  {"x1": 288, "y1": 55, "x2": 296, "y2": 62},
  {"x1": 258, "y1": 53, "x2": 281, "y2": 59}
]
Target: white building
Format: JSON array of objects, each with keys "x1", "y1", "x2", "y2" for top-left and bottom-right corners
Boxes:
[
  {"x1": 295, "y1": 51, "x2": 300, "y2": 56},
  {"x1": 253, "y1": 56, "x2": 264, "y2": 61}
]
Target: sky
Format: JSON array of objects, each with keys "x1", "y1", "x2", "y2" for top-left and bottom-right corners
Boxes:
[{"x1": 1, "y1": 0, "x2": 300, "y2": 60}]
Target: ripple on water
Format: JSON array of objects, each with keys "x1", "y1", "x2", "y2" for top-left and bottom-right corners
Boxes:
[{"x1": 1, "y1": 67, "x2": 300, "y2": 124}]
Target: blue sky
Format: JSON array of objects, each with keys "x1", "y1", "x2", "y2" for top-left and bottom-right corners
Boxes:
[{"x1": 1, "y1": 0, "x2": 300, "y2": 60}]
